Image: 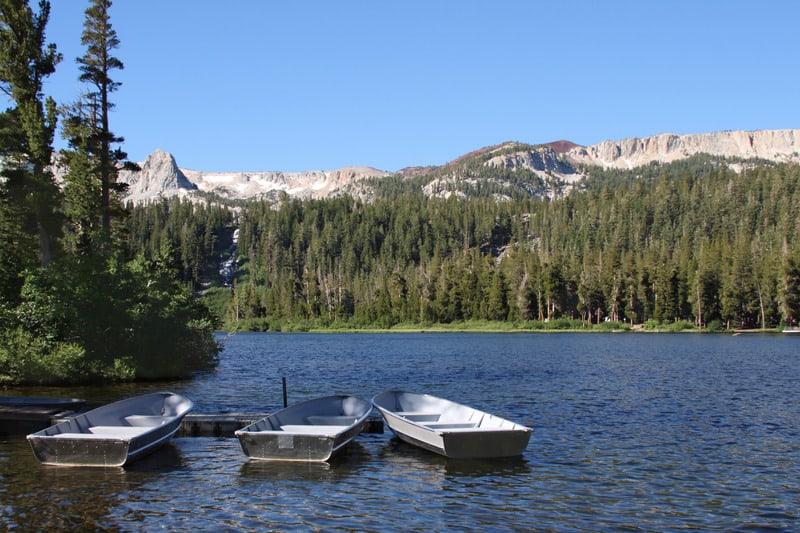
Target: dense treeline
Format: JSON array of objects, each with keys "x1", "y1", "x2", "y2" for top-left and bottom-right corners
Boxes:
[
  {"x1": 126, "y1": 198, "x2": 235, "y2": 288},
  {"x1": 218, "y1": 158, "x2": 800, "y2": 331}
]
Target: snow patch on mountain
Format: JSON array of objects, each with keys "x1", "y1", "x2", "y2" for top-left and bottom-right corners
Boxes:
[{"x1": 117, "y1": 129, "x2": 800, "y2": 204}]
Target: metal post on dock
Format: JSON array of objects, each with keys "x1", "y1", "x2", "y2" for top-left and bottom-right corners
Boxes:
[{"x1": 282, "y1": 376, "x2": 288, "y2": 408}]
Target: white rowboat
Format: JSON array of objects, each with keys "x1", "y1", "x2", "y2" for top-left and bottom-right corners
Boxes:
[
  {"x1": 27, "y1": 392, "x2": 193, "y2": 467},
  {"x1": 235, "y1": 394, "x2": 372, "y2": 462},
  {"x1": 372, "y1": 389, "x2": 531, "y2": 459}
]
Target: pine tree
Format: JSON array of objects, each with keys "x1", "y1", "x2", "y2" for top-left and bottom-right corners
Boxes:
[
  {"x1": 0, "y1": 0, "x2": 62, "y2": 266},
  {"x1": 0, "y1": 109, "x2": 39, "y2": 301},
  {"x1": 60, "y1": 101, "x2": 101, "y2": 254},
  {"x1": 781, "y1": 255, "x2": 800, "y2": 328},
  {"x1": 62, "y1": 0, "x2": 134, "y2": 244}
]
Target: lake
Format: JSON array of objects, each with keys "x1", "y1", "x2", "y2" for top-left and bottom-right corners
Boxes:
[{"x1": 1, "y1": 332, "x2": 799, "y2": 531}]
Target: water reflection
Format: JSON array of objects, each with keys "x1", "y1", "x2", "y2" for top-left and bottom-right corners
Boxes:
[
  {"x1": 239, "y1": 458, "x2": 336, "y2": 481},
  {"x1": 378, "y1": 435, "x2": 532, "y2": 477},
  {"x1": 0, "y1": 437, "x2": 171, "y2": 530},
  {"x1": 239, "y1": 441, "x2": 369, "y2": 482}
]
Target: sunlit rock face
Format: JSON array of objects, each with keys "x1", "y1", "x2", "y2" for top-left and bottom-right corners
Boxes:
[
  {"x1": 117, "y1": 129, "x2": 800, "y2": 204},
  {"x1": 566, "y1": 129, "x2": 800, "y2": 169}
]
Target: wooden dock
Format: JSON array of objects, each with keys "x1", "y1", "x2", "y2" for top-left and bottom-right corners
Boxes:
[
  {"x1": 178, "y1": 413, "x2": 384, "y2": 437},
  {"x1": 178, "y1": 413, "x2": 268, "y2": 437},
  {"x1": 0, "y1": 405, "x2": 77, "y2": 435},
  {"x1": 1, "y1": 409, "x2": 384, "y2": 437}
]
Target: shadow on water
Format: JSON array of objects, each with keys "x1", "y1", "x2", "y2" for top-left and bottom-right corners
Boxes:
[{"x1": 122, "y1": 442, "x2": 185, "y2": 473}]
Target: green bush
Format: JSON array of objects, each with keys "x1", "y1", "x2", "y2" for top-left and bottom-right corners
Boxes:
[
  {"x1": 594, "y1": 321, "x2": 631, "y2": 332},
  {"x1": 667, "y1": 320, "x2": 696, "y2": 332},
  {"x1": 0, "y1": 328, "x2": 86, "y2": 385},
  {"x1": 0, "y1": 251, "x2": 220, "y2": 384},
  {"x1": 643, "y1": 319, "x2": 661, "y2": 331},
  {"x1": 546, "y1": 318, "x2": 583, "y2": 330}
]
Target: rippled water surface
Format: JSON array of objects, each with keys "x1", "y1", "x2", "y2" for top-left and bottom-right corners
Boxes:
[{"x1": 2, "y1": 333, "x2": 799, "y2": 531}]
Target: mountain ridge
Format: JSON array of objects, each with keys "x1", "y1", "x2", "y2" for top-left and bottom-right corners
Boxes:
[{"x1": 118, "y1": 129, "x2": 800, "y2": 204}]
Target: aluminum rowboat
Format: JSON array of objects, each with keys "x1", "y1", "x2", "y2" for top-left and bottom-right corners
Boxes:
[
  {"x1": 235, "y1": 394, "x2": 371, "y2": 462},
  {"x1": 372, "y1": 389, "x2": 531, "y2": 459},
  {"x1": 27, "y1": 392, "x2": 193, "y2": 467}
]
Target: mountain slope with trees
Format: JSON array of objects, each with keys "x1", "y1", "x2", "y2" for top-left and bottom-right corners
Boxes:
[{"x1": 186, "y1": 153, "x2": 800, "y2": 332}]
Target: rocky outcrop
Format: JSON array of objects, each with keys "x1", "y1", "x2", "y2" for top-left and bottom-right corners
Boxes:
[
  {"x1": 119, "y1": 149, "x2": 196, "y2": 202},
  {"x1": 487, "y1": 146, "x2": 577, "y2": 176},
  {"x1": 415, "y1": 130, "x2": 800, "y2": 200},
  {"x1": 565, "y1": 129, "x2": 800, "y2": 169}
]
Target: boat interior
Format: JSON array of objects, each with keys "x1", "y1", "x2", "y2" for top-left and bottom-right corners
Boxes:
[
  {"x1": 378, "y1": 391, "x2": 526, "y2": 431},
  {"x1": 239, "y1": 396, "x2": 370, "y2": 434},
  {"x1": 35, "y1": 394, "x2": 191, "y2": 440}
]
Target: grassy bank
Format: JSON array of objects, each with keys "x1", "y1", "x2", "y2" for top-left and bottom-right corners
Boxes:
[{"x1": 220, "y1": 317, "x2": 787, "y2": 334}]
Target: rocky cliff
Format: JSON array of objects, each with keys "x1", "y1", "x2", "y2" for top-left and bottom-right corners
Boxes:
[
  {"x1": 565, "y1": 129, "x2": 800, "y2": 169},
  {"x1": 118, "y1": 150, "x2": 389, "y2": 204},
  {"x1": 120, "y1": 149, "x2": 196, "y2": 203},
  {"x1": 117, "y1": 129, "x2": 800, "y2": 204}
]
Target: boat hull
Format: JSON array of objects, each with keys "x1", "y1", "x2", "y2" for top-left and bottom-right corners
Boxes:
[
  {"x1": 235, "y1": 394, "x2": 371, "y2": 462},
  {"x1": 372, "y1": 389, "x2": 531, "y2": 459},
  {"x1": 236, "y1": 422, "x2": 363, "y2": 462},
  {"x1": 27, "y1": 392, "x2": 192, "y2": 467},
  {"x1": 29, "y1": 434, "x2": 131, "y2": 467}
]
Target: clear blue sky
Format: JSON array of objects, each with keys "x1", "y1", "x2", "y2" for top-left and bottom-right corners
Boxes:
[{"x1": 34, "y1": 1, "x2": 800, "y2": 172}]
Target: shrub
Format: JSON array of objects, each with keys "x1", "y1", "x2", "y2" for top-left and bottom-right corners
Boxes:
[
  {"x1": 667, "y1": 320, "x2": 696, "y2": 332},
  {"x1": 0, "y1": 251, "x2": 220, "y2": 384},
  {"x1": 0, "y1": 328, "x2": 87, "y2": 385},
  {"x1": 643, "y1": 319, "x2": 661, "y2": 331},
  {"x1": 594, "y1": 321, "x2": 631, "y2": 332}
]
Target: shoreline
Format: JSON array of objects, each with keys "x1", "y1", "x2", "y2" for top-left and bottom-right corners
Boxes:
[{"x1": 219, "y1": 324, "x2": 786, "y2": 335}]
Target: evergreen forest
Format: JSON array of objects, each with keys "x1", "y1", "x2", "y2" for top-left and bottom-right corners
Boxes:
[{"x1": 132, "y1": 156, "x2": 800, "y2": 334}]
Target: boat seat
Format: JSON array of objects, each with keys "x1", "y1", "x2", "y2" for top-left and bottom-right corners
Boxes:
[
  {"x1": 422, "y1": 422, "x2": 478, "y2": 429},
  {"x1": 49, "y1": 432, "x2": 119, "y2": 439},
  {"x1": 89, "y1": 426, "x2": 151, "y2": 437},
  {"x1": 279, "y1": 425, "x2": 345, "y2": 435},
  {"x1": 51, "y1": 426, "x2": 149, "y2": 439},
  {"x1": 395, "y1": 412, "x2": 441, "y2": 422},
  {"x1": 434, "y1": 426, "x2": 513, "y2": 432},
  {"x1": 124, "y1": 415, "x2": 169, "y2": 427},
  {"x1": 305, "y1": 415, "x2": 356, "y2": 426}
]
